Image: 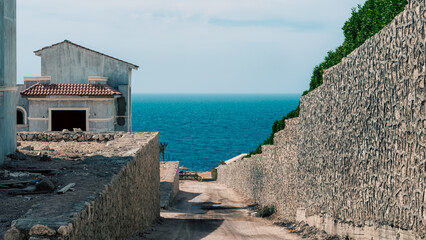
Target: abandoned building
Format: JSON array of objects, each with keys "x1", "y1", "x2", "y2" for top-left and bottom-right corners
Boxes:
[
  {"x1": 17, "y1": 40, "x2": 139, "y2": 132},
  {"x1": 0, "y1": 0, "x2": 17, "y2": 165}
]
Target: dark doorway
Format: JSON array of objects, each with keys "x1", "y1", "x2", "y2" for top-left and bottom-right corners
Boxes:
[
  {"x1": 17, "y1": 110, "x2": 24, "y2": 124},
  {"x1": 51, "y1": 110, "x2": 86, "y2": 131}
]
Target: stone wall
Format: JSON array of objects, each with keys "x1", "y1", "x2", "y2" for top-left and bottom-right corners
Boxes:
[
  {"x1": 217, "y1": 118, "x2": 299, "y2": 221},
  {"x1": 218, "y1": 0, "x2": 424, "y2": 239},
  {"x1": 5, "y1": 133, "x2": 160, "y2": 240},
  {"x1": 297, "y1": 0, "x2": 425, "y2": 237},
  {"x1": 17, "y1": 131, "x2": 124, "y2": 142},
  {"x1": 160, "y1": 161, "x2": 180, "y2": 209},
  {"x1": 68, "y1": 133, "x2": 159, "y2": 239}
]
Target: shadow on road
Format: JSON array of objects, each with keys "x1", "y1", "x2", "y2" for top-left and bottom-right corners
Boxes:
[{"x1": 131, "y1": 181, "x2": 301, "y2": 240}]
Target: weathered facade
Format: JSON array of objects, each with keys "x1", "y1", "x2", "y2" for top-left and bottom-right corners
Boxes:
[
  {"x1": 17, "y1": 40, "x2": 138, "y2": 132},
  {"x1": 0, "y1": 0, "x2": 17, "y2": 165},
  {"x1": 218, "y1": 0, "x2": 425, "y2": 239}
]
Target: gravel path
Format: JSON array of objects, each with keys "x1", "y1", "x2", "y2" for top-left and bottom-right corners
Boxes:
[{"x1": 131, "y1": 180, "x2": 302, "y2": 240}]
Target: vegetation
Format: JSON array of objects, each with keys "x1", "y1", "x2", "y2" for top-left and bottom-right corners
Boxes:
[
  {"x1": 245, "y1": 0, "x2": 407, "y2": 158},
  {"x1": 211, "y1": 167, "x2": 218, "y2": 180},
  {"x1": 159, "y1": 142, "x2": 168, "y2": 162},
  {"x1": 257, "y1": 205, "x2": 275, "y2": 218}
]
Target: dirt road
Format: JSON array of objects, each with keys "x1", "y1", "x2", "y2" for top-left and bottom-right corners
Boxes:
[{"x1": 132, "y1": 181, "x2": 301, "y2": 240}]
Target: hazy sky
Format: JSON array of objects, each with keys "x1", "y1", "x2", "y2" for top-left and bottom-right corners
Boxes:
[{"x1": 17, "y1": 0, "x2": 366, "y2": 94}]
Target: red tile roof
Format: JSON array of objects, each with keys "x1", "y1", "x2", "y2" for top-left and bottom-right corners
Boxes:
[
  {"x1": 20, "y1": 83, "x2": 122, "y2": 96},
  {"x1": 34, "y1": 40, "x2": 139, "y2": 70}
]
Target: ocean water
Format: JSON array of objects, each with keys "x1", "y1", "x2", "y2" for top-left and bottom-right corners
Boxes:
[{"x1": 132, "y1": 94, "x2": 300, "y2": 172}]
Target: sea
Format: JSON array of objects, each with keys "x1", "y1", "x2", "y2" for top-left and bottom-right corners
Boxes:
[{"x1": 132, "y1": 94, "x2": 300, "y2": 172}]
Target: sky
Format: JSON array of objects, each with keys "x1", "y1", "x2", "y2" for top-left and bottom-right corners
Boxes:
[{"x1": 17, "y1": 0, "x2": 366, "y2": 94}]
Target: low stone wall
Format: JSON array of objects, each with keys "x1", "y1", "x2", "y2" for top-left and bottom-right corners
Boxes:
[
  {"x1": 4, "y1": 133, "x2": 160, "y2": 240},
  {"x1": 160, "y1": 161, "x2": 180, "y2": 209},
  {"x1": 68, "y1": 133, "x2": 160, "y2": 239},
  {"x1": 17, "y1": 131, "x2": 124, "y2": 142},
  {"x1": 217, "y1": 118, "x2": 299, "y2": 221}
]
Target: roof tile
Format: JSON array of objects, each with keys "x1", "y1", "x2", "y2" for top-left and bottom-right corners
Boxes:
[{"x1": 20, "y1": 83, "x2": 122, "y2": 96}]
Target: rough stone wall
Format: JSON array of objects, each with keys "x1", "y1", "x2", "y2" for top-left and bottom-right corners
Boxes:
[
  {"x1": 69, "y1": 133, "x2": 160, "y2": 239},
  {"x1": 218, "y1": 0, "x2": 424, "y2": 239},
  {"x1": 5, "y1": 133, "x2": 160, "y2": 240},
  {"x1": 17, "y1": 131, "x2": 124, "y2": 142},
  {"x1": 217, "y1": 118, "x2": 299, "y2": 221},
  {"x1": 160, "y1": 161, "x2": 180, "y2": 208},
  {"x1": 298, "y1": 0, "x2": 425, "y2": 237}
]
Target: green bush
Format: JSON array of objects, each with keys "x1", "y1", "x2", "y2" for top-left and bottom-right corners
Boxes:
[
  {"x1": 257, "y1": 205, "x2": 275, "y2": 218},
  {"x1": 245, "y1": 0, "x2": 407, "y2": 158},
  {"x1": 211, "y1": 167, "x2": 217, "y2": 180}
]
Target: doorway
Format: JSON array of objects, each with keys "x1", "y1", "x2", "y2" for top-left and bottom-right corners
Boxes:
[{"x1": 51, "y1": 110, "x2": 87, "y2": 131}]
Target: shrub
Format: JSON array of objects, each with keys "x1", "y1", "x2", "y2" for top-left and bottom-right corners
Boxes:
[
  {"x1": 258, "y1": 205, "x2": 275, "y2": 218},
  {"x1": 245, "y1": 0, "x2": 407, "y2": 158},
  {"x1": 211, "y1": 167, "x2": 217, "y2": 180}
]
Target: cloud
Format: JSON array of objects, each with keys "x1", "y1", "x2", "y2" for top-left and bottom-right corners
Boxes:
[
  {"x1": 208, "y1": 18, "x2": 321, "y2": 31},
  {"x1": 16, "y1": 0, "x2": 367, "y2": 93}
]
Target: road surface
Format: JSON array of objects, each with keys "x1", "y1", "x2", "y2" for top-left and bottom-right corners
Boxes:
[{"x1": 132, "y1": 180, "x2": 302, "y2": 240}]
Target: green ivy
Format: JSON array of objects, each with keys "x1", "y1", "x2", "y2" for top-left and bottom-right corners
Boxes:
[{"x1": 245, "y1": 0, "x2": 407, "y2": 159}]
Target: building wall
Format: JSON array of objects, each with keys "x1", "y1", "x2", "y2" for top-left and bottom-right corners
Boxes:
[
  {"x1": 218, "y1": 0, "x2": 424, "y2": 239},
  {"x1": 0, "y1": 0, "x2": 17, "y2": 165},
  {"x1": 27, "y1": 97, "x2": 116, "y2": 132},
  {"x1": 38, "y1": 42, "x2": 133, "y2": 131}
]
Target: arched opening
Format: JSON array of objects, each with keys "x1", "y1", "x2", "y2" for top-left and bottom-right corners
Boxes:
[
  {"x1": 16, "y1": 106, "x2": 27, "y2": 126},
  {"x1": 17, "y1": 110, "x2": 24, "y2": 124}
]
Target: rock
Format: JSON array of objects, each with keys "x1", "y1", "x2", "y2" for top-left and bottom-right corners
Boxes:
[
  {"x1": 62, "y1": 129, "x2": 69, "y2": 133},
  {"x1": 85, "y1": 133, "x2": 93, "y2": 141},
  {"x1": 9, "y1": 172, "x2": 30, "y2": 178},
  {"x1": 73, "y1": 128, "x2": 83, "y2": 133},
  {"x1": 8, "y1": 151, "x2": 26, "y2": 160},
  {"x1": 77, "y1": 136, "x2": 85, "y2": 142},
  {"x1": 36, "y1": 178, "x2": 55, "y2": 192},
  {"x1": 57, "y1": 223, "x2": 73, "y2": 236},
  {"x1": 17, "y1": 135, "x2": 22, "y2": 141},
  {"x1": 17, "y1": 142, "x2": 21, "y2": 146},
  {"x1": 21, "y1": 145, "x2": 34, "y2": 151},
  {"x1": 29, "y1": 237, "x2": 51, "y2": 240},
  {"x1": 29, "y1": 224, "x2": 56, "y2": 236},
  {"x1": 3, "y1": 226, "x2": 26, "y2": 240},
  {"x1": 41, "y1": 146, "x2": 50, "y2": 151},
  {"x1": 250, "y1": 212, "x2": 259, "y2": 217},
  {"x1": 99, "y1": 135, "x2": 105, "y2": 141},
  {"x1": 54, "y1": 133, "x2": 62, "y2": 141}
]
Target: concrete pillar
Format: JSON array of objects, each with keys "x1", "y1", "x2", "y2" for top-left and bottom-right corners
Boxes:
[{"x1": 0, "y1": 0, "x2": 17, "y2": 165}]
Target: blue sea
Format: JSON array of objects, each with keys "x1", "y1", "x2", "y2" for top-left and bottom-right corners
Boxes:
[{"x1": 132, "y1": 94, "x2": 300, "y2": 172}]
